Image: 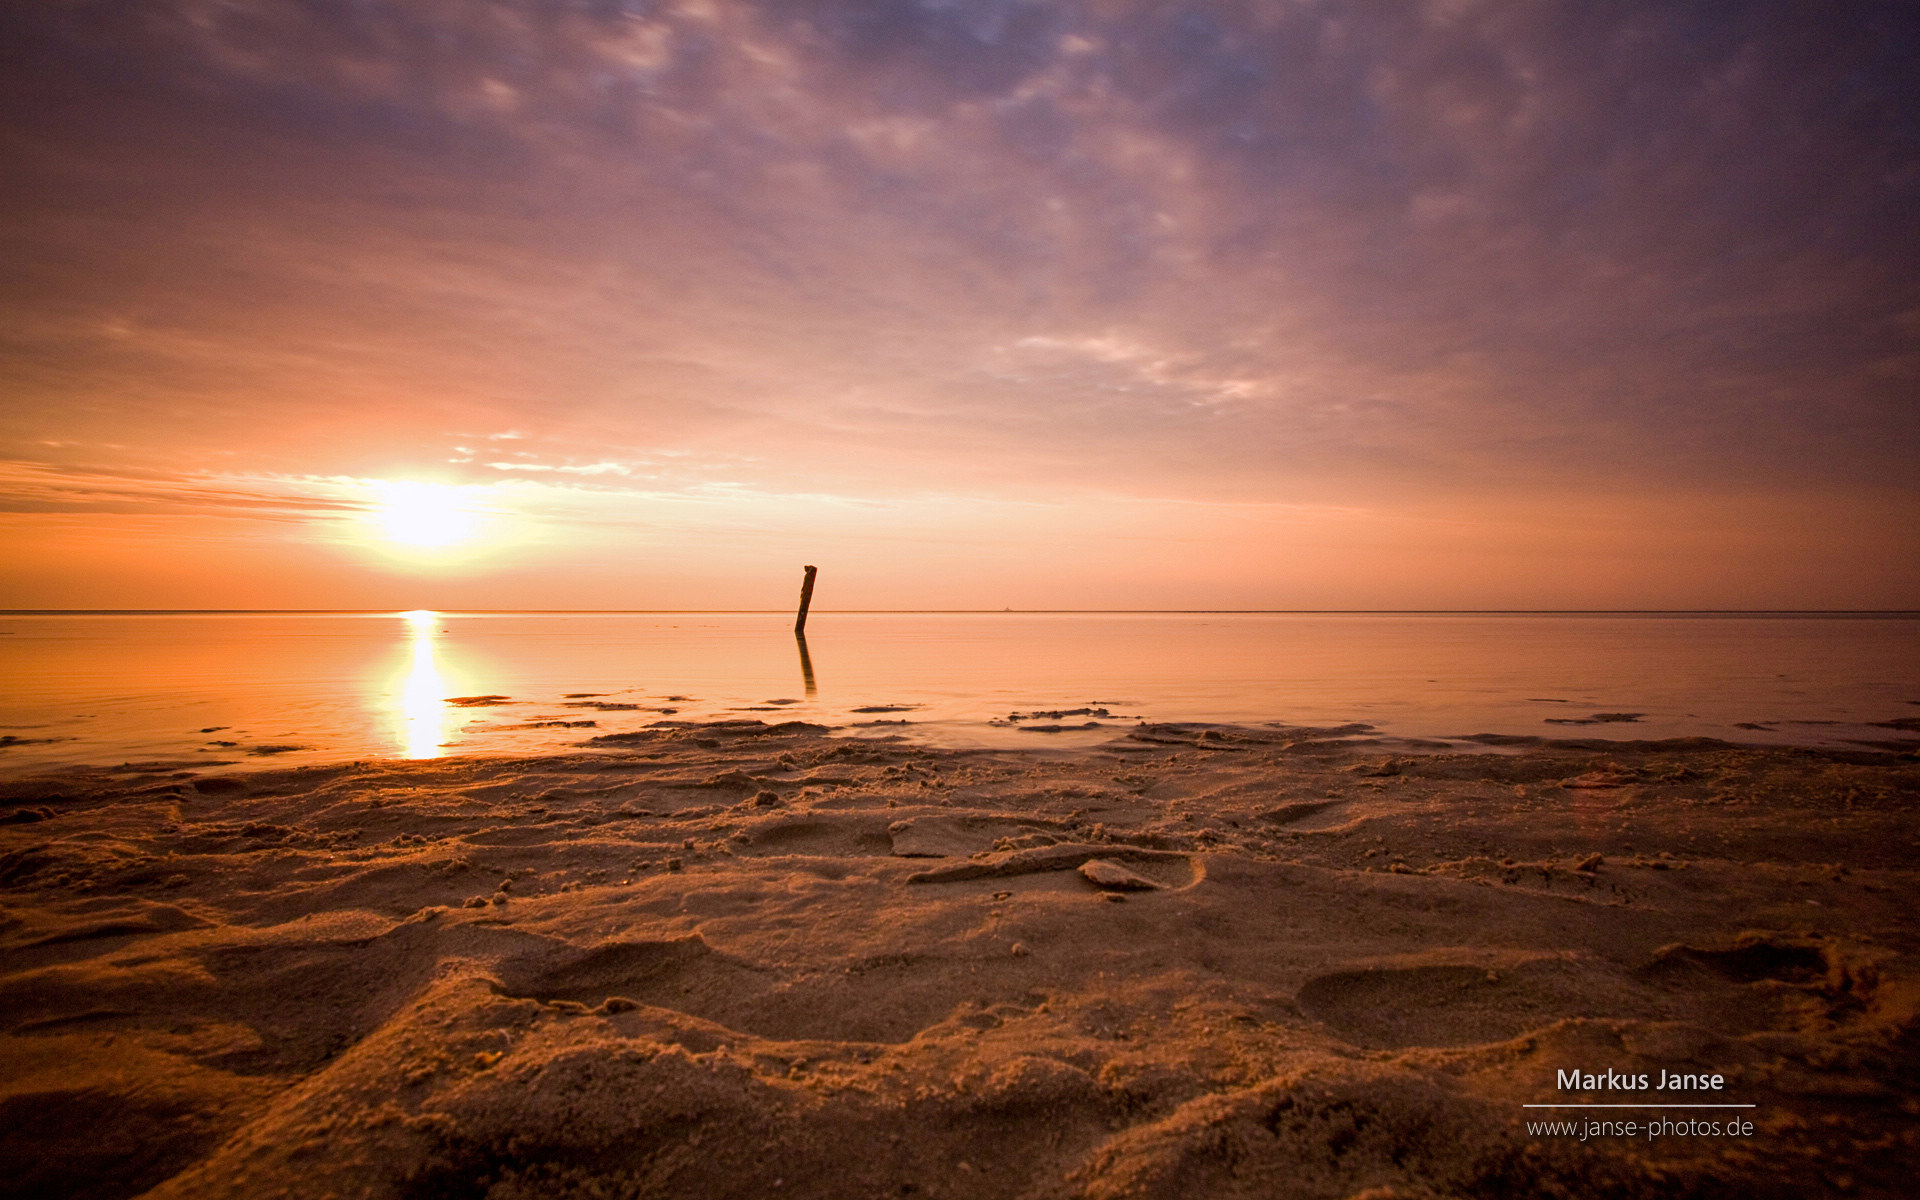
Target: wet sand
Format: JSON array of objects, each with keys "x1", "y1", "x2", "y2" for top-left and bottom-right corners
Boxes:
[{"x1": 2, "y1": 721, "x2": 1917, "y2": 1199}]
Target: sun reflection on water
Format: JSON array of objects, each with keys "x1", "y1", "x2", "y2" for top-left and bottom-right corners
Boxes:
[{"x1": 397, "y1": 610, "x2": 446, "y2": 758}]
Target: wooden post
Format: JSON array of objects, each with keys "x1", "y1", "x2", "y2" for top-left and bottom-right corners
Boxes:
[{"x1": 794, "y1": 564, "x2": 817, "y2": 634}]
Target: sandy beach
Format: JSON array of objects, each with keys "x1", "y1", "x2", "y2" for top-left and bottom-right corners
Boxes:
[
  {"x1": 3, "y1": 719, "x2": 1916, "y2": 1198},
  {"x1": 7, "y1": 0, "x2": 1917, "y2": 1193}
]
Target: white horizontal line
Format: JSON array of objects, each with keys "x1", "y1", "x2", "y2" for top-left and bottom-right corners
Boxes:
[{"x1": 1523, "y1": 1104, "x2": 1756, "y2": 1109}]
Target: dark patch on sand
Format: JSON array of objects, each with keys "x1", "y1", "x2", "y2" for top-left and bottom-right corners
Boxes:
[{"x1": 1544, "y1": 712, "x2": 1646, "y2": 726}]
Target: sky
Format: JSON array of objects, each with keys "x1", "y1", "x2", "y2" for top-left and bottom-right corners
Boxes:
[{"x1": 2, "y1": 0, "x2": 1916, "y2": 610}]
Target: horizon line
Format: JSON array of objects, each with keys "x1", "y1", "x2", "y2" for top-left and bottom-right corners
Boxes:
[{"x1": 4, "y1": 608, "x2": 1917, "y2": 617}]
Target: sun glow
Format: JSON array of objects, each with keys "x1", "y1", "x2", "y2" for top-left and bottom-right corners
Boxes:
[{"x1": 372, "y1": 481, "x2": 481, "y2": 547}]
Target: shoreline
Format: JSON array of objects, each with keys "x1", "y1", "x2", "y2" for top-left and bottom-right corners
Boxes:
[
  {"x1": 5, "y1": 711, "x2": 1916, "y2": 785},
  {"x1": 3, "y1": 720, "x2": 1917, "y2": 1197}
]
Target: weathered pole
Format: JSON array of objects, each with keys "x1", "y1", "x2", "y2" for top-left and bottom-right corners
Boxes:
[{"x1": 794, "y1": 564, "x2": 818, "y2": 634}]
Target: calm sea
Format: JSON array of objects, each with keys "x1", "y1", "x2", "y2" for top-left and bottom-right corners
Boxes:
[{"x1": 1, "y1": 611, "x2": 1915, "y2": 774}]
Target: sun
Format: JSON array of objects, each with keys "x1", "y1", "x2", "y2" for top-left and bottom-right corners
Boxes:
[{"x1": 371, "y1": 481, "x2": 481, "y2": 548}]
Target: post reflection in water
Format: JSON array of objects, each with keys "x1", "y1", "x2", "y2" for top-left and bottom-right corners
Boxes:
[
  {"x1": 396, "y1": 610, "x2": 446, "y2": 758},
  {"x1": 795, "y1": 632, "x2": 817, "y2": 697}
]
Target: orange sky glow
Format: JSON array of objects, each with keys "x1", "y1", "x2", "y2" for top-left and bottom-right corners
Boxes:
[{"x1": 2, "y1": 2, "x2": 1915, "y2": 610}]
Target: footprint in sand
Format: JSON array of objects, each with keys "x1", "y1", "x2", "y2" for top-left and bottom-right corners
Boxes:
[
  {"x1": 1633, "y1": 933, "x2": 1875, "y2": 1036},
  {"x1": 1639, "y1": 934, "x2": 1829, "y2": 985},
  {"x1": 1297, "y1": 957, "x2": 1649, "y2": 1049},
  {"x1": 904, "y1": 841, "x2": 1199, "y2": 889},
  {"x1": 1257, "y1": 800, "x2": 1347, "y2": 829},
  {"x1": 492, "y1": 935, "x2": 972, "y2": 1045},
  {"x1": 885, "y1": 815, "x2": 1063, "y2": 858},
  {"x1": 494, "y1": 935, "x2": 767, "y2": 1020}
]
